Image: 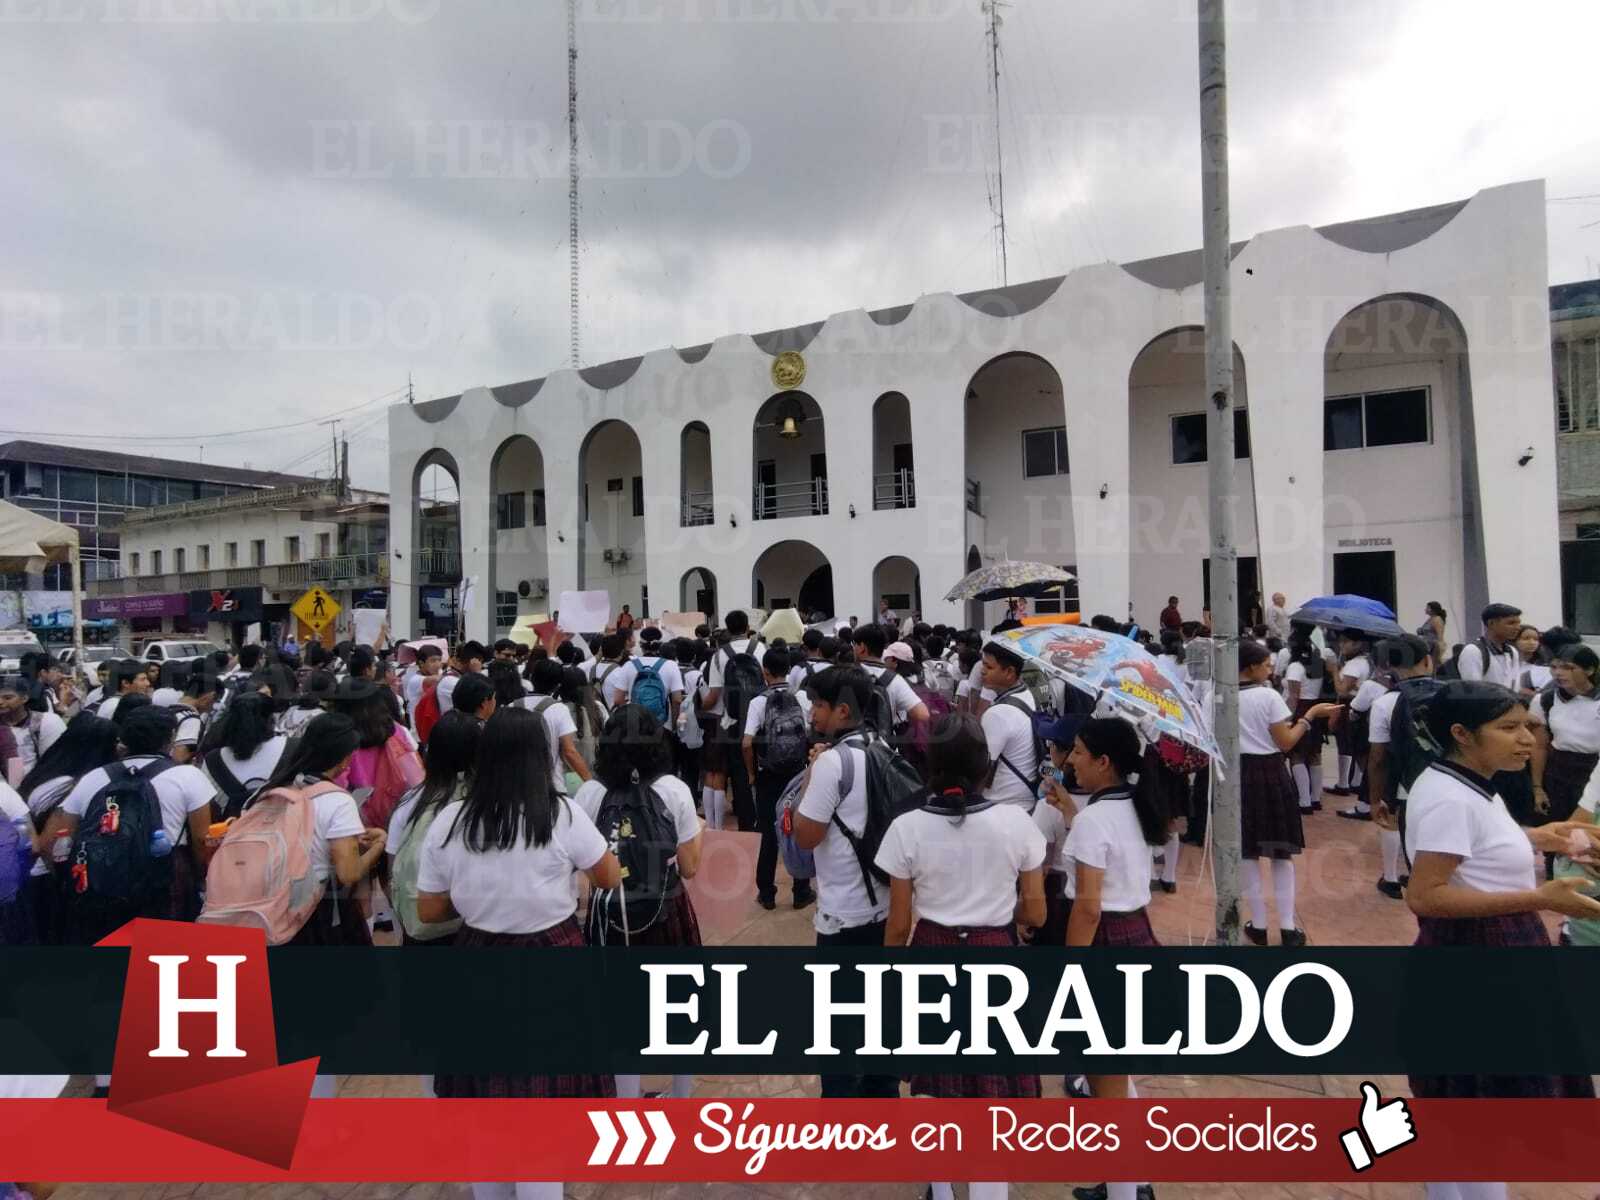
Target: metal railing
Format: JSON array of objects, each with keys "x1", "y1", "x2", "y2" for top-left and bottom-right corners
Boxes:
[
  {"x1": 753, "y1": 478, "x2": 829, "y2": 520},
  {"x1": 965, "y1": 477, "x2": 983, "y2": 516},
  {"x1": 88, "y1": 554, "x2": 390, "y2": 599},
  {"x1": 872, "y1": 469, "x2": 916, "y2": 510},
  {"x1": 680, "y1": 490, "x2": 715, "y2": 527},
  {"x1": 412, "y1": 547, "x2": 462, "y2": 580},
  {"x1": 270, "y1": 554, "x2": 384, "y2": 588}
]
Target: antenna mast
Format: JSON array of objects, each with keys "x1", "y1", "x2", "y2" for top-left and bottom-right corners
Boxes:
[
  {"x1": 983, "y1": 0, "x2": 1009, "y2": 286},
  {"x1": 567, "y1": 0, "x2": 581, "y2": 368}
]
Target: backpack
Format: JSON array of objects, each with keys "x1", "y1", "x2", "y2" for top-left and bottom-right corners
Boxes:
[
  {"x1": 198, "y1": 779, "x2": 338, "y2": 945},
  {"x1": 390, "y1": 787, "x2": 463, "y2": 943},
  {"x1": 1437, "y1": 637, "x2": 1488, "y2": 682},
  {"x1": 990, "y1": 690, "x2": 1046, "y2": 792},
  {"x1": 903, "y1": 683, "x2": 953, "y2": 762},
  {"x1": 413, "y1": 675, "x2": 444, "y2": 744},
  {"x1": 630, "y1": 659, "x2": 672, "y2": 724},
  {"x1": 586, "y1": 784, "x2": 683, "y2": 944},
  {"x1": 829, "y1": 731, "x2": 927, "y2": 906},
  {"x1": 364, "y1": 733, "x2": 424, "y2": 830},
  {"x1": 757, "y1": 686, "x2": 810, "y2": 775},
  {"x1": 720, "y1": 639, "x2": 765, "y2": 730},
  {"x1": 594, "y1": 662, "x2": 624, "y2": 712},
  {"x1": 0, "y1": 812, "x2": 31, "y2": 914},
  {"x1": 773, "y1": 770, "x2": 816, "y2": 880},
  {"x1": 205, "y1": 748, "x2": 259, "y2": 822},
  {"x1": 66, "y1": 758, "x2": 177, "y2": 913},
  {"x1": 853, "y1": 664, "x2": 899, "y2": 738},
  {"x1": 1383, "y1": 676, "x2": 1448, "y2": 807}
]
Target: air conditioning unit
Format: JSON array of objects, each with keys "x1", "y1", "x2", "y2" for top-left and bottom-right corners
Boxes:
[
  {"x1": 617, "y1": 549, "x2": 631, "y2": 564},
  {"x1": 517, "y1": 580, "x2": 532, "y2": 598}
]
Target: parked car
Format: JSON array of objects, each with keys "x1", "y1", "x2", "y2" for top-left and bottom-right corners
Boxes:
[
  {"x1": 140, "y1": 640, "x2": 223, "y2": 666},
  {"x1": 57, "y1": 644, "x2": 134, "y2": 686},
  {"x1": 0, "y1": 630, "x2": 45, "y2": 673}
]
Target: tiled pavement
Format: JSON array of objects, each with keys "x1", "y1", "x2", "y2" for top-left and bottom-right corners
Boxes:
[{"x1": 52, "y1": 787, "x2": 1595, "y2": 1200}]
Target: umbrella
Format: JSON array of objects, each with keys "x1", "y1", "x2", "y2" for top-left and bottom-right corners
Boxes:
[
  {"x1": 1290, "y1": 594, "x2": 1402, "y2": 639},
  {"x1": 944, "y1": 560, "x2": 1076, "y2": 604},
  {"x1": 990, "y1": 623, "x2": 1219, "y2": 759}
]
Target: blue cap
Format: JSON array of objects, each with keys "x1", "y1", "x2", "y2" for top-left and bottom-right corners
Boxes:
[{"x1": 1034, "y1": 710, "x2": 1085, "y2": 748}]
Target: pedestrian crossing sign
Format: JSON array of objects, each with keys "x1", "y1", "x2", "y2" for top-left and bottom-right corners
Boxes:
[{"x1": 292, "y1": 585, "x2": 340, "y2": 631}]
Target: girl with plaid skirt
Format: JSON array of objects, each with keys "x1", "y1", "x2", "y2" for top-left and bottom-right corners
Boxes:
[
  {"x1": 1404, "y1": 682, "x2": 1600, "y2": 1200},
  {"x1": 416, "y1": 705, "x2": 622, "y2": 1200},
  {"x1": 575, "y1": 702, "x2": 705, "y2": 1100},
  {"x1": 1281, "y1": 624, "x2": 1333, "y2": 814},
  {"x1": 1238, "y1": 641, "x2": 1342, "y2": 945},
  {"x1": 877, "y1": 712, "x2": 1046, "y2": 1200}
]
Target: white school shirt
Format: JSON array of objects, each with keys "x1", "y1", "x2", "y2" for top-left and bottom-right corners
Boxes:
[
  {"x1": 0, "y1": 778, "x2": 31, "y2": 856},
  {"x1": 797, "y1": 736, "x2": 888, "y2": 932},
  {"x1": 403, "y1": 670, "x2": 428, "y2": 723},
  {"x1": 1457, "y1": 640, "x2": 1522, "y2": 689},
  {"x1": 151, "y1": 687, "x2": 184, "y2": 709},
  {"x1": 172, "y1": 707, "x2": 206, "y2": 749},
  {"x1": 96, "y1": 695, "x2": 124, "y2": 721},
  {"x1": 284, "y1": 776, "x2": 367, "y2": 887},
  {"x1": 573, "y1": 775, "x2": 701, "y2": 847},
  {"x1": 981, "y1": 687, "x2": 1038, "y2": 806},
  {"x1": 214, "y1": 736, "x2": 288, "y2": 793},
  {"x1": 964, "y1": 659, "x2": 997, "y2": 705},
  {"x1": 601, "y1": 654, "x2": 685, "y2": 710},
  {"x1": 517, "y1": 694, "x2": 579, "y2": 794},
  {"x1": 278, "y1": 705, "x2": 320, "y2": 736},
  {"x1": 61, "y1": 757, "x2": 218, "y2": 845},
  {"x1": 1059, "y1": 788, "x2": 1155, "y2": 913},
  {"x1": 2, "y1": 711, "x2": 65, "y2": 778},
  {"x1": 416, "y1": 797, "x2": 607, "y2": 934},
  {"x1": 1238, "y1": 684, "x2": 1292, "y2": 756},
  {"x1": 1351, "y1": 678, "x2": 1388, "y2": 715},
  {"x1": 858, "y1": 662, "x2": 922, "y2": 726},
  {"x1": 23, "y1": 776, "x2": 73, "y2": 877},
  {"x1": 1530, "y1": 689, "x2": 1600, "y2": 755},
  {"x1": 875, "y1": 802, "x2": 1044, "y2": 929},
  {"x1": 1404, "y1": 761, "x2": 1537, "y2": 894},
  {"x1": 707, "y1": 637, "x2": 762, "y2": 728},
  {"x1": 1031, "y1": 797, "x2": 1068, "y2": 874},
  {"x1": 1366, "y1": 690, "x2": 1410, "y2": 801},
  {"x1": 1338, "y1": 655, "x2": 1372, "y2": 690},
  {"x1": 436, "y1": 671, "x2": 463, "y2": 713},
  {"x1": 1282, "y1": 660, "x2": 1327, "y2": 703}
]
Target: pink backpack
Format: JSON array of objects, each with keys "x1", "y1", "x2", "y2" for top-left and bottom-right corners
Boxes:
[
  {"x1": 199, "y1": 780, "x2": 338, "y2": 945},
  {"x1": 357, "y1": 730, "x2": 424, "y2": 830}
]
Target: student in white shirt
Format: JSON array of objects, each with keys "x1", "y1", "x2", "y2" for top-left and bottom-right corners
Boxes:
[
  {"x1": 850, "y1": 624, "x2": 930, "y2": 733},
  {"x1": 1402, "y1": 681, "x2": 1600, "y2": 1176},
  {"x1": 95, "y1": 660, "x2": 151, "y2": 723},
  {"x1": 403, "y1": 644, "x2": 443, "y2": 731},
  {"x1": 1531, "y1": 643, "x2": 1600, "y2": 826},
  {"x1": 417, "y1": 706, "x2": 621, "y2": 1142},
  {"x1": 1514, "y1": 625, "x2": 1549, "y2": 696},
  {"x1": 1456, "y1": 603, "x2": 1525, "y2": 689},
  {"x1": 1331, "y1": 632, "x2": 1374, "y2": 797},
  {"x1": 790, "y1": 665, "x2": 900, "y2": 1100},
  {"x1": 878, "y1": 711, "x2": 1045, "y2": 1200},
  {"x1": 0, "y1": 680, "x2": 65, "y2": 788},
  {"x1": 700, "y1": 612, "x2": 763, "y2": 833},
  {"x1": 517, "y1": 659, "x2": 592, "y2": 796},
  {"x1": 198, "y1": 693, "x2": 288, "y2": 820},
  {"x1": 1280, "y1": 625, "x2": 1333, "y2": 814},
  {"x1": 435, "y1": 640, "x2": 487, "y2": 715},
  {"x1": 601, "y1": 628, "x2": 685, "y2": 724},
  {"x1": 1236, "y1": 641, "x2": 1341, "y2": 947},
  {"x1": 387, "y1": 708, "x2": 480, "y2": 949},
  {"x1": 1363, "y1": 635, "x2": 1435, "y2": 900},
  {"x1": 977, "y1": 641, "x2": 1038, "y2": 807},
  {"x1": 168, "y1": 673, "x2": 220, "y2": 766},
  {"x1": 743, "y1": 649, "x2": 815, "y2": 912}
]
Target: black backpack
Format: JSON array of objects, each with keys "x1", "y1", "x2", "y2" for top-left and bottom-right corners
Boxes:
[
  {"x1": 858, "y1": 666, "x2": 898, "y2": 739},
  {"x1": 720, "y1": 639, "x2": 765, "y2": 730},
  {"x1": 1436, "y1": 637, "x2": 1489, "y2": 682},
  {"x1": 65, "y1": 759, "x2": 178, "y2": 942},
  {"x1": 1382, "y1": 676, "x2": 1447, "y2": 807},
  {"x1": 585, "y1": 783, "x2": 682, "y2": 944},
  {"x1": 757, "y1": 686, "x2": 810, "y2": 775},
  {"x1": 204, "y1": 748, "x2": 258, "y2": 822},
  {"x1": 829, "y1": 731, "x2": 927, "y2": 906}
]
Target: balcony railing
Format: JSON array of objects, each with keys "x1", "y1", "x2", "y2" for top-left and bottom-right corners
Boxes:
[
  {"x1": 872, "y1": 469, "x2": 916, "y2": 511},
  {"x1": 272, "y1": 554, "x2": 384, "y2": 589},
  {"x1": 412, "y1": 547, "x2": 462, "y2": 580},
  {"x1": 753, "y1": 478, "x2": 829, "y2": 521},
  {"x1": 680, "y1": 490, "x2": 715, "y2": 527},
  {"x1": 965, "y1": 477, "x2": 983, "y2": 516},
  {"x1": 87, "y1": 554, "x2": 390, "y2": 599}
]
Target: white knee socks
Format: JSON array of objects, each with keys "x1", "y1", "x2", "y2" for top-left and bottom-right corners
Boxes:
[
  {"x1": 703, "y1": 788, "x2": 725, "y2": 831},
  {"x1": 1337, "y1": 754, "x2": 1352, "y2": 788},
  {"x1": 1242, "y1": 862, "x2": 1268, "y2": 928},
  {"x1": 1380, "y1": 828, "x2": 1403, "y2": 883},
  {"x1": 1161, "y1": 834, "x2": 1181, "y2": 884},
  {"x1": 1291, "y1": 762, "x2": 1313, "y2": 809},
  {"x1": 1272, "y1": 858, "x2": 1297, "y2": 931}
]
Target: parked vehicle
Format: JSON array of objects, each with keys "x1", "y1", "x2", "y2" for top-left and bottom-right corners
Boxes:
[
  {"x1": 140, "y1": 640, "x2": 223, "y2": 666},
  {"x1": 0, "y1": 631, "x2": 44, "y2": 672}
]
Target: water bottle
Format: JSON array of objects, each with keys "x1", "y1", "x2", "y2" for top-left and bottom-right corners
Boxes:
[{"x1": 148, "y1": 826, "x2": 173, "y2": 858}]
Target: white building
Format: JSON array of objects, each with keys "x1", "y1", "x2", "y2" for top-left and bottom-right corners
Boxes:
[{"x1": 389, "y1": 181, "x2": 1560, "y2": 644}]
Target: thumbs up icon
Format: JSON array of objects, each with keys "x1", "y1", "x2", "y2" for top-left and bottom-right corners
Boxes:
[{"x1": 1340, "y1": 1081, "x2": 1418, "y2": 1171}]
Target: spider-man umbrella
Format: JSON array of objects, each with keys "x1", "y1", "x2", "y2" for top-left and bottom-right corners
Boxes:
[
  {"x1": 944, "y1": 560, "x2": 1076, "y2": 603},
  {"x1": 988, "y1": 623, "x2": 1219, "y2": 759}
]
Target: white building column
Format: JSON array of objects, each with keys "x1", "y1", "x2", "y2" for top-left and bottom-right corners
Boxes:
[
  {"x1": 457, "y1": 451, "x2": 494, "y2": 645},
  {"x1": 389, "y1": 457, "x2": 417, "y2": 640}
]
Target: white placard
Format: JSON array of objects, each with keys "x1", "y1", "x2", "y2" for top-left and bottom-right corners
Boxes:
[
  {"x1": 353, "y1": 608, "x2": 387, "y2": 648},
  {"x1": 659, "y1": 610, "x2": 704, "y2": 640},
  {"x1": 557, "y1": 589, "x2": 611, "y2": 634}
]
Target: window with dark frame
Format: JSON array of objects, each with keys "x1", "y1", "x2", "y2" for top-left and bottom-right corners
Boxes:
[
  {"x1": 1322, "y1": 388, "x2": 1430, "y2": 450},
  {"x1": 1171, "y1": 410, "x2": 1250, "y2": 464},
  {"x1": 495, "y1": 590, "x2": 518, "y2": 629},
  {"x1": 1022, "y1": 426, "x2": 1070, "y2": 478},
  {"x1": 632, "y1": 475, "x2": 644, "y2": 517},
  {"x1": 531, "y1": 488, "x2": 546, "y2": 527},
  {"x1": 496, "y1": 491, "x2": 526, "y2": 530}
]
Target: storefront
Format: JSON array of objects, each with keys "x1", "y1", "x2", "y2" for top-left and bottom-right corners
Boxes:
[
  {"x1": 187, "y1": 586, "x2": 264, "y2": 649},
  {"x1": 83, "y1": 592, "x2": 188, "y2": 643}
]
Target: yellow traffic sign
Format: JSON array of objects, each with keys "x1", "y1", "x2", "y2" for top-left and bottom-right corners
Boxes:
[{"x1": 291, "y1": 585, "x2": 341, "y2": 631}]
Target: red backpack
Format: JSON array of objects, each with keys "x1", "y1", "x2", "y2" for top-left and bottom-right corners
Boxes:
[{"x1": 413, "y1": 676, "x2": 444, "y2": 745}]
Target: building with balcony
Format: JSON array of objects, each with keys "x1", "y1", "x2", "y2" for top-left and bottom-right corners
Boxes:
[
  {"x1": 83, "y1": 477, "x2": 396, "y2": 647},
  {"x1": 389, "y1": 181, "x2": 1560, "y2": 643},
  {"x1": 1553, "y1": 278, "x2": 1600, "y2": 634}
]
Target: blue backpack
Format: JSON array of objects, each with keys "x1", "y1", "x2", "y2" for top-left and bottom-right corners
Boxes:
[
  {"x1": 774, "y1": 771, "x2": 816, "y2": 881},
  {"x1": 630, "y1": 658, "x2": 671, "y2": 724}
]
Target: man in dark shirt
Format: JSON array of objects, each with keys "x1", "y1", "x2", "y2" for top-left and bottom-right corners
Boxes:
[{"x1": 1160, "y1": 596, "x2": 1182, "y2": 631}]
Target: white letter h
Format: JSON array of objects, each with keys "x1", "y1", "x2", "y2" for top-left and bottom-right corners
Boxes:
[{"x1": 148, "y1": 955, "x2": 248, "y2": 1059}]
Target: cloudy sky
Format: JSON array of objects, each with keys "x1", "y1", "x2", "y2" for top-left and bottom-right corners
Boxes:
[{"x1": 3, "y1": 0, "x2": 1597, "y2": 490}]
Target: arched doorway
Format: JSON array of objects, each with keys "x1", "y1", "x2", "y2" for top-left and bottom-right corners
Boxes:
[
  {"x1": 680, "y1": 421, "x2": 714, "y2": 527},
  {"x1": 753, "y1": 539, "x2": 833, "y2": 620},
  {"x1": 871, "y1": 391, "x2": 914, "y2": 509},
  {"x1": 577, "y1": 419, "x2": 648, "y2": 616},
  {"x1": 965, "y1": 544, "x2": 983, "y2": 631},
  {"x1": 752, "y1": 391, "x2": 828, "y2": 520},
  {"x1": 1127, "y1": 328, "x2": 1252, "y2": 629},
  {"x1": 489, "y1": 434, "x2": 548, "y2": 637},
  {"x1": 411, "y1": 450, "x2": 462, "y2": 640},
  {"x1": 872, "y1": 555, "x2": 921, "y2": 622},
  {"x1": 680, "y1": 566, "x2": 717, "y2": 622}
]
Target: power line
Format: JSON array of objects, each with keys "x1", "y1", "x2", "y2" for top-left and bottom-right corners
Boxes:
[{"x1": 0, "y1": 386, "x2": 406, "y2": 444}]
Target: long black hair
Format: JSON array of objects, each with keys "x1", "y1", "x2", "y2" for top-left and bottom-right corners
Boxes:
[
  {"x1": 18, "y1": 713, "x2": 118, "y2": 801},
  {"x1": 594, "y1": 704, "x2": 674, "y2": 791},
  {"x1": 924, "y1": 712, "x2": 989, "y2": 822},
  {"x1": 1425, "y1": 681, "x2": 1525, "y2": 759},
  {"x1": 1287, "y1": 622, "x2": 1324, "y2": 679},
  {"x1": 487, "y1": 660, "x2": 526, "y2": 707},
  {"x1": 262, "y1": 712, "x2": 360, "y2": 792},
  {"x1": 200, "y1": 692, "x2": 278, "y2": 760},
  {"x1": 409, "y1": 709, "x2": 481, "y2": 830},
  {"x1": 1075, "y1": 716, "x2": 1167, "y2": 846},
  {"x1": 448, "y1": 706, "x2": 559, "y2": 851}
]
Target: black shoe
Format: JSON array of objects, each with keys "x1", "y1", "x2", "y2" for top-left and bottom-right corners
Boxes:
[
  {"x1": 756, "y1": 895, "x2": 776, "y2": 911},
  {"x1": 1066, "y1": 1074, "x2": 1093, "y2": 1099},
  {"x1": 793, "y1": 889, "x2": 816, "y2": 911},
  {"x1": 1280, "y1": 928, "x2": 1308, "y2": 947},
  {"x1": 1400, "y1": 874, "x2": 1410, "y2": 888},
  {"x1": 1309, "y1": 799, "x2": 1323, "y2": 812},
  {"x1": 1243, "y1": 923, "x2": 1268, "y2": 946},
  {"x1": 1336, "y1": 807, "x2": 1372, "y2": 821},
  {"x1": 1328, "y1": 785, "x2": 1354, "y2": 797},
  {"x1": 373, "y1": 917, "x2": 394, "y2": 933},
  {"x1": 1073, "y1": 1186, "x2": 1156, "y2": 1200},
  {"x1": 1376, "y1": 879, "x2": 1404, "y2": 900},
  {"x1": 1158, "y1": 880, "x2": 1177, "y2": 894}
]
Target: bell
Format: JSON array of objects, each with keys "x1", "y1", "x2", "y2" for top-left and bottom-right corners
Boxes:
[{"x1": 779, "y1": 415, "x2": 801, "y2": 439}]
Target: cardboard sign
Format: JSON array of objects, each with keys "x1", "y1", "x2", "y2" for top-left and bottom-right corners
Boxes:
[{"x1": 659, "y1": 610, "x2": 705, "y2": 640}]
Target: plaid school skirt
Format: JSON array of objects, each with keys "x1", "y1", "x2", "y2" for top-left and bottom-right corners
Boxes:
[
  {"x1": 1543, "y1": 748, "x2": 1597, "y2": 824},
  {"x1": 1034, "y1": 871, "x2": 1070, "y2": 948},
  {"x1": 1409, "y1": 911, "x2": 1594, "y2": 1100},
  {"x1": 286, "y1": 890, "x2": 374, "y2": 948},
  {"x1": 905, "y1": 921, "x2": 1040, "y2": 1100},
  {"x1": 432, "y1": 917, "x2": 616, "y2": 1100},
  {"x1": 1240, "y1": 753, "x2": 1304, "y2": 860},
  {"x1": 1287, "y1": 698, "x2": 1327, "y2": 765},
  {"x1": 599, "y1": 887, "x2": 703, "y2": 948}
]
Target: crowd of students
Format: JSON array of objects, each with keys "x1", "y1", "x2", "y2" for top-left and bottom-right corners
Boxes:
[{"x1": 4, "y1": 596, "x2": 1600, "y2": 1200}]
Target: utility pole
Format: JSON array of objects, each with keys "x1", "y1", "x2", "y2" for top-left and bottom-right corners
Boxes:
[
  {"x1": 317, "y1": 418, "x2": 341, "y2": 481},
  {"x1": 567, "y1": 0, "x2": 581, "y2": 368},
  {"x1": 1198, "y1": 0, "x2": 1242, "y2": 945},
  {"x1": 983, "y1": 0, "x2": 1009, "y2": 286}
]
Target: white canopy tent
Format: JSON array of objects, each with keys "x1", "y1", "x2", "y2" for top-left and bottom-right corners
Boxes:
[{"x1": 0, "y1": 500, "x2": 84, "y2": 663}]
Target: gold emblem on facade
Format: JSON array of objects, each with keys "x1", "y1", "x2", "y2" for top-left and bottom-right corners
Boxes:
[{"x1": 771, "y1": 350, "x2": 806, "y2": 390}]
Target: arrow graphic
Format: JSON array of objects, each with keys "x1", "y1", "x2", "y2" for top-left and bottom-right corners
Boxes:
[
  {"x1": 586, "y1": 1109, "x2": 676, "y2": 1167},
  {"x1": 643, "y1": 1110, "x2": 676, "y2": 1166},
  {"x1": 588, "y1": 1110, "x2": 619, "y2": 1166}
]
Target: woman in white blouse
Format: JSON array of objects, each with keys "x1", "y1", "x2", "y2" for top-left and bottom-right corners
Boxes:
[{"x1": 1531, "y1": 644, "x2": 1600, "y2": 826}]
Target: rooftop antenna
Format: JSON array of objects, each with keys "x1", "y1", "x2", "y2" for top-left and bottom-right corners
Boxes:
[
  {"x1": 317, "y1": 418, "x2": 341, "y2": 480},
  {"x1": 983, "y1": 0, "x2": 1009, "y2": 287},
  {"x1": 406, "y1": 371, "x2": 415, "y2": 405},
  {"x1": 567, "y1": 0, "x2": 581, "y2": 368}
]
